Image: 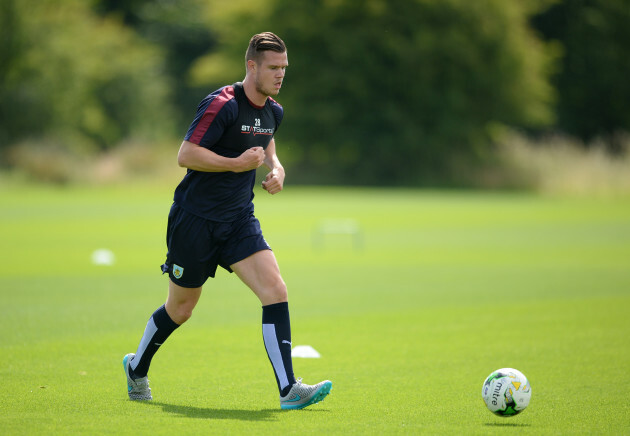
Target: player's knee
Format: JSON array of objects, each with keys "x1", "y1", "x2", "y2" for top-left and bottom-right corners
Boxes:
[
  {"x1": 168, "y1": 305, "x2": 194, "y2": 325},
  {"x1": 271, "y1": 276, "x2": 288, "y2": 301},
  {"x1": 178, "y1": 308, "x2": 194, "y2": 324}
]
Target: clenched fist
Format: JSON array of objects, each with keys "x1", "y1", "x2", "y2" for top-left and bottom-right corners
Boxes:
[
  {"x1": 262, "y1": 167, "x2": 285, "y2": 195},
  {"x1": 236, "y1": 147, "x2": 265, "y2": 172}
]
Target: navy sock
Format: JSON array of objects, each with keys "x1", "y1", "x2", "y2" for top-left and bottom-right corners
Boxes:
[
  {"x1": 130, "y1": 305, "x2": 179, "y2": 379},
  {"x1": 262, "y1": 302, "x2": 296, "y2": 396}
]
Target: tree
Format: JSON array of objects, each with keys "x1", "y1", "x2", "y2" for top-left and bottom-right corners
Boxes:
[
  {"x1": 93, "y1": 0, "x2": 218, "y2": 130},
  {"x1": 190, "y1": 0, "x2": 556, "y2": 184},
  {"x1": 532, "y1": 0, "x2": 630, "y2": 151},
  {"x1": 0, "y1": 0, "x2": 173, "y2": 152}
]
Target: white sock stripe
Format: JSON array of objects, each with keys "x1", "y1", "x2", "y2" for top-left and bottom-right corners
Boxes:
[
  {"x1": 262, "y1": 323, "x2": 290, "y2": 390},
  {"x1": 131, "y1": 316, "x2": 158, "y2": 371}
]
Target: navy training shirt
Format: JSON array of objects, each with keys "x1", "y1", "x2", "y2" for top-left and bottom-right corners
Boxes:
[{"x1": 174, "y1": 82, "x2": 283, "y2": 221}]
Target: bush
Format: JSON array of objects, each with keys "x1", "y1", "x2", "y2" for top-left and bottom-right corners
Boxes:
[
  {"x1": 490, "y1": 132, "x2": 630, "y2": 196},
  {"x1": 4, "y1": 138, "x2": 182, "y2": 186}
]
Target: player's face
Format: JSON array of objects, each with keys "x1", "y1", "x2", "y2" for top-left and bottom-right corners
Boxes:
[{"x1": 253, "y1": 50, "x2": 288, "y2": 98}]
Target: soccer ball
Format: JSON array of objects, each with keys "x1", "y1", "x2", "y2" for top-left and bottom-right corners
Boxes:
[{"x1": 481, "y1": 368, "x2": 531, "y2": 416}]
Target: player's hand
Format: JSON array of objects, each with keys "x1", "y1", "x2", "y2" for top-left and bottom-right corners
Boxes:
[
  {"x1": 262, "y1": 167, "x2": 285, "y2": 195},
  {"x1": 236, "y1": 147, "x2": 265, "y2": 172}
]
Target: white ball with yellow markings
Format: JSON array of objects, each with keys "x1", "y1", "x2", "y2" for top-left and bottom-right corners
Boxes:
[{"x1": 481, "y1": 368, "x2": 531, "y2": 416}]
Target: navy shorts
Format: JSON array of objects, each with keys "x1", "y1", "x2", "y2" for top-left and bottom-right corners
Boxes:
[{"x1": 161, "y1": 203, "x2": 271, "y2": 288}]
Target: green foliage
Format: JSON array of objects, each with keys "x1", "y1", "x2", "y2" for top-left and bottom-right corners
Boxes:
[
  {"x1": 0, "y1": 0, "x2": 174, "y2": 151},
  {"x1": 94, "y1": 0, "x2": 218, "y2": 130},
  {"x1": 196, "y1": 0, "x2": 556, "y2": 184},
  {"x1": 187, "y1": 0, "x2": 275, "y2": 87},
  {"x1": 2, "y1": 0, "x2": 629, "y2": 186},
  {"x1": 533, "y1": 0, "x2": 630, "y2": 150}
]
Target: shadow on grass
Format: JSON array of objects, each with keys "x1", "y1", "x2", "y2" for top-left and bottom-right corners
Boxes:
[
  {"x1": 484, "y1": 422, "x2": 531, "y2": 428},
  {"x1": 145, "y1": 402, "x2": 327, "y2": 421},
  {"x1": 145, "y1": 402, "x2": 279, "y2": 421}
]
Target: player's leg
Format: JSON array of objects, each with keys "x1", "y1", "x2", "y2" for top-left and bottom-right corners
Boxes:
[
  {"x1": 165, "y1": 279, "x2": 203, "y2": 325},
  {"x1": 124, "y1": 281, "x2": 201, "y2": 400},
  {"x1": 231, "y1": 249, "x2": 294, "y2": 391},
  {"x1": 131, "y1": 280, "x2": 201, "y2": 375},
  {"x1": 124, "y1": 203, "x2": 210, "y2": 400},
  {"x1": 131, "y1": 202, "x2": 208, "y2": 375},
  {"x1": 231, "y1": 248, "x2": 287, "y2": 305},
  {"x1": 231, "y1": 250, "x2": 332, "y2": 409}
]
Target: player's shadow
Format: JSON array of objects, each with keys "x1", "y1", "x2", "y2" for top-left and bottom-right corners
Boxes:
[
  {"x1": 146, "y1": 402, "x2": 279, "y2": 421},
  {"x1": 144, "y1": 400, "x2": 331, "y2": 421}
]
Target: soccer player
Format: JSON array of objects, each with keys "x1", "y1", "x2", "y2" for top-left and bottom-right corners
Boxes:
[{"x1": 122, "y1": 32, "x2": 332, "y2": 410}]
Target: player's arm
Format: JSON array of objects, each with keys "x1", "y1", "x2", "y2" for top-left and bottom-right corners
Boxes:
[
  {"x1": 261, "y1": 138, "x2": 285, "y2": 195},
  {"x1": 177, "y1": 140, "x2": 264, "y2": 173}
]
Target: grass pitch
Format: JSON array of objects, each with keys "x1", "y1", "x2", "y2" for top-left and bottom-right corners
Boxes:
[{"x1": 1, "y1": 183, "x2": 629, "y2": 435}]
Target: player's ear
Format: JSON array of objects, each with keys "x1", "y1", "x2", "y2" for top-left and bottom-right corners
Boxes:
[{"x1": 247, "y1": 59, "x2": 257, "y2": 73}]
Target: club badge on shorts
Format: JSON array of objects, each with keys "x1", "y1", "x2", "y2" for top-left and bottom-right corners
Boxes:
[{"x1": 173, "y1": 264, "x2": 184, "y2": 279}]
